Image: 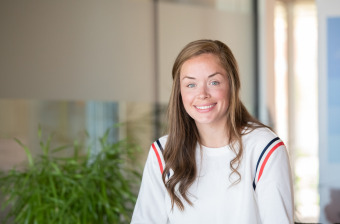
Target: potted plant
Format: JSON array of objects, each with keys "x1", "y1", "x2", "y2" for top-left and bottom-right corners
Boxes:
[{"x1": 0, "y1": 127, "x2": 141, "y2": 224}]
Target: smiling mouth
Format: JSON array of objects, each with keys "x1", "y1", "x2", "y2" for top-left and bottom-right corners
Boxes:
[{"x1": 195, "y1": 104, "x2": 216, "y2": 110}]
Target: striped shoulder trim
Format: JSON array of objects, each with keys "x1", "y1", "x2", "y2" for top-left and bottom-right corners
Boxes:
[
  {"x1": 252, "y1": 137, "x2": 284, "y2": 190},
  {"x1": 151, "y1": 139, "x2": 171, "y2": 178},
  {"x1": 151, "y1": 139, "x2": 164, "y2": 174}
]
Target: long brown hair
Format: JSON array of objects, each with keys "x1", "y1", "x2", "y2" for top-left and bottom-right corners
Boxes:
[{"x1": 163, "y1": 39, "x2": 266, "y2": 210}]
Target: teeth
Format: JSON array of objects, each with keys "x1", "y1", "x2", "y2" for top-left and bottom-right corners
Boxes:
[{"x1": 196, "y1": 104, "x2": 214, "y2": 109}]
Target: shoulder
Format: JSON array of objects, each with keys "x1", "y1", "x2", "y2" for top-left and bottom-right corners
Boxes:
[
  {"x1": 242, "y1": 127, "x2": 291, "y2": 191},
  {"x1": 150, "y1": 135, "x2": 168, "y2": 154},
  {"x1": 157, "y1": 135, "x2": 168, "y2": 146},
  {"x1": 242, "y1": 126, "x2": 287, "y2": 167},
  {"x1": 242, "y1": 126, "x2": 281, "y2": 148},
  {"x1": 146, "y1": 135, "x2": 168, "y2": 174}
]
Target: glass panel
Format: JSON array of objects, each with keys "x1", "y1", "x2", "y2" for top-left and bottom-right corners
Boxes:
[
  {"x1": 274, "y1": 0, "x2": 318, "y2": 222},
  {"x1": 0, "y1": 99, "x2": 155, "y2": 171}
]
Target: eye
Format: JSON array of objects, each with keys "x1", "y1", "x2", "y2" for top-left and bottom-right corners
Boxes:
[
  {"x1": 187, "y1": 83, "x2": 196, "y2": 88},
  {"x1": 210, "y1": 81, "x2": 220, "y2": 86}
]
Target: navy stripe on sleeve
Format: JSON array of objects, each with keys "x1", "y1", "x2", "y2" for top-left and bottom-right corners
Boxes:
[{"x1": 156, "y1": 139, "x2": 163, "y2": 152}]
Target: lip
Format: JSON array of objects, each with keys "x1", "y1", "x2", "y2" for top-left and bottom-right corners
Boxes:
[{"x1": 194, "y1": 103, "x2": 216, "y2": 112}]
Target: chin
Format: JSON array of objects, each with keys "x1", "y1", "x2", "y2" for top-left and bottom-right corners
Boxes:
[{"x1": 194, "y1": 118, "x2": 216, "y2": 125}]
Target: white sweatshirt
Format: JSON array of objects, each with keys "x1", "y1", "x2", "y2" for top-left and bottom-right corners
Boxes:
[{"x1": 131, "y1": 127, "x2": 294, "y2": 224}]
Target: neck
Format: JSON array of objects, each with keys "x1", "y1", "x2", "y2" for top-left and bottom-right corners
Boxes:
[{"x1": 196, "y1": 123, "x2": 229, "y2": 148}]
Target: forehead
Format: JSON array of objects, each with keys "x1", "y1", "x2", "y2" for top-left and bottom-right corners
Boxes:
[{"x1": 180, "y1": 53, "x2": 225, "y2": 77}]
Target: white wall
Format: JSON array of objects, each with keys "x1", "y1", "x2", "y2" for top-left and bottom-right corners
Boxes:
[
  {"x1": 316, "y1": 0, "x2": 340, "y2": 223},
  {"x1": 0, "y1": 0, "x2": 154, "y2": 102}
]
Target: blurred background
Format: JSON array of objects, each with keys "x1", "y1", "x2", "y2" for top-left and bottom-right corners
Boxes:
[{"x1": 0, "y1": 0, "x2": 339, "y2": 223}]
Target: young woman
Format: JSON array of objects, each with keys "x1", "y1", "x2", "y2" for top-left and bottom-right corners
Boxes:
[{"x1": 131, "y1": 40, "x2": 294, "y2": 224}]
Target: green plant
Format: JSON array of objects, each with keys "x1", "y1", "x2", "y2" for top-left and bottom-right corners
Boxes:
[{"x1": 0, "y1": 127, "x2": 141, "y2": 224}]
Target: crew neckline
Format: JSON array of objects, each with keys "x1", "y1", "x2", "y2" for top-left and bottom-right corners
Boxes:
[{"x1": 200, "y1": 144, "x2": 231, "y2": 156}]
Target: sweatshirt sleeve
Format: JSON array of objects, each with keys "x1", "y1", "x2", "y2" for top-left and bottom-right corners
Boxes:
[
  {"x1": 254, "y1": 138, "x2": 294, "y2": 224},
  {"x1": 131, "y1": 145, "x2": 168, "y2": 224}
]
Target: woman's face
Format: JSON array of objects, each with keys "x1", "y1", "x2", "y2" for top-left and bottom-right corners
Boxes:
[{"x1": 180, "y1": 53, "x2": 230, "y2": 130}]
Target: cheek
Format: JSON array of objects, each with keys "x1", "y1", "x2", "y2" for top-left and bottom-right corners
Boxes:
[
  {"x1": 181, "y1": 90, "x2": 191, "y2": 106},
  {"x1": 214, "y1": 89, "x2": 229, "y2": 102},
  {"x1": 180, "y1": 89, "x2": 195, "y2": 112}
]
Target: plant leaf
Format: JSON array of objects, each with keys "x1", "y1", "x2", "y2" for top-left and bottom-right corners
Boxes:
[{"x1": 14, "y1": 138, "x2": 34, "y2": 167}]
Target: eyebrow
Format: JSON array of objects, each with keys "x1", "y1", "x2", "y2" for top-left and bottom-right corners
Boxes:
[{"x1": 181, "y1": 72, "x2": 221, "y2": 80}]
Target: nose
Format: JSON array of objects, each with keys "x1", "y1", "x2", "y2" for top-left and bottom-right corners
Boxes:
[{"x1": 197, "y1": 85, "x2": 210, "y2": 100}]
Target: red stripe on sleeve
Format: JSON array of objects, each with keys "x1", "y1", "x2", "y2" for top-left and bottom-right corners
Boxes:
[
  {"x1": 152, "y1": 143, "x2": 164, "y2": 174},
  {"x1": 257, "y1": 141, "x2": 284, "y2": 182}
]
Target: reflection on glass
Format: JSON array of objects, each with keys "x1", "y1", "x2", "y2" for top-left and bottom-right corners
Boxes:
[{"x1": 0, "y1": 99, "x2": 157, "y2": 171}]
